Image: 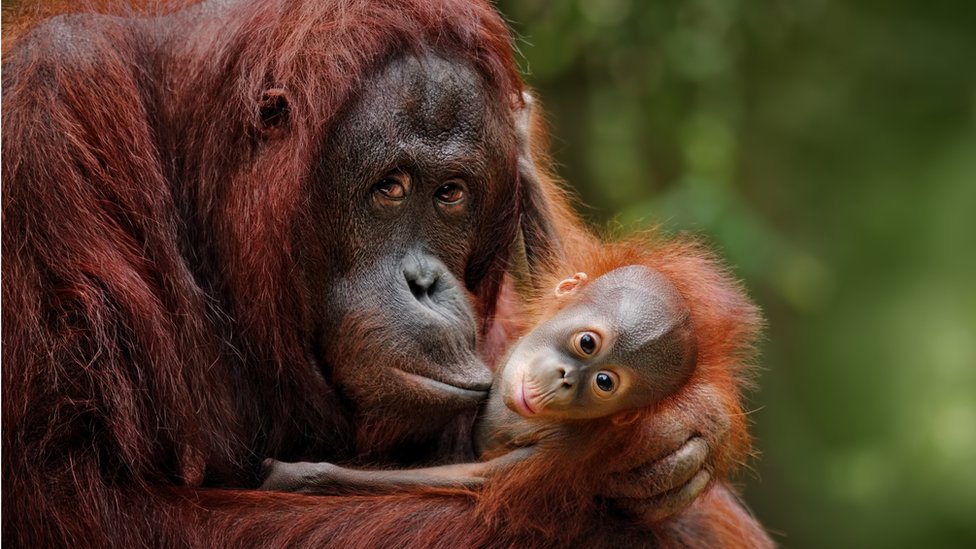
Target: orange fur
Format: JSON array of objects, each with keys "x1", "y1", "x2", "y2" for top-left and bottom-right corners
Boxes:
[{"x1": 472, "y1": 101, "x2": 771, "y2": 547}]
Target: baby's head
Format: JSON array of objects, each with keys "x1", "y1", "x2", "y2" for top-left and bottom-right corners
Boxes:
[{"x1": 500, "y1": 265, "x2": 696, "y2": 422}]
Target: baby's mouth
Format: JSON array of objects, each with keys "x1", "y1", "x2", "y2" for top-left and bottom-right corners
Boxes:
[{"x1": 517, "y1": 379, "x2": 537, "y2": 416}]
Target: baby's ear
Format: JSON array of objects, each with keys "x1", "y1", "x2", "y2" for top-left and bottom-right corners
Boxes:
[
  {"x1": 610, "y1": 410, "x2": 641, "y2": 426},
  {"x1": 554, "y1": 272, "x2": 588, "y2": 297}
]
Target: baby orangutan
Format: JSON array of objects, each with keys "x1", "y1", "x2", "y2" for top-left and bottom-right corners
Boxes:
[{"x1": 260, "y1": 264, "x2": 696, "y2": 494}]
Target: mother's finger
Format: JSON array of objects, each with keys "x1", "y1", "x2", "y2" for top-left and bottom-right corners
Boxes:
[
  {"x1": 612, "y1": 468, "x2": 712, "y2": 524},
  {"x1": 602, "y1": 437, "x2": 708, "y2": 499}
]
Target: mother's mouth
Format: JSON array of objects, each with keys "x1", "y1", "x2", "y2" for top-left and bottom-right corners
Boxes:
[{"x1": 392, "y1": 368, "x2": 491, "y2": 401}]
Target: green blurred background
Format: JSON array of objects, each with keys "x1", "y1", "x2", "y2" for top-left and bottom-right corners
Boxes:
[{"x1": 494, "y1": 0, "x2": 976, "y2": 547}]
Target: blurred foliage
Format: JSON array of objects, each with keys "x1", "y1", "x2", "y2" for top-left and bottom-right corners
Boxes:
[{"x1": 495, "y1": 0, "x2": 976, "y2": 547}]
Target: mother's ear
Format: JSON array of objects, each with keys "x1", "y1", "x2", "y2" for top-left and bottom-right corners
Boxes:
[{"x1": 255, "y1": 86, "x2": 290, "y2": 139}]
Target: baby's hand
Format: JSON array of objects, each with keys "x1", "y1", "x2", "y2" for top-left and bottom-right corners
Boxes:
[{"x1": 259, "y1": 458, "x2": 343, "y2": 494}]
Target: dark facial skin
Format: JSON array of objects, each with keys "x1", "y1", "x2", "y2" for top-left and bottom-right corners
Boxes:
[
  {"x1": 294, "y1": 53, "x2": 516, "y2": 453},
  {"x1": 498, "y1": 265, "x2": 697, "y2": 422}
]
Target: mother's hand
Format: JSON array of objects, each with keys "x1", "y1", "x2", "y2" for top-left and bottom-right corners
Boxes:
[{"x1": 599, "y1": 382, "x2": 743, "y2": 523}]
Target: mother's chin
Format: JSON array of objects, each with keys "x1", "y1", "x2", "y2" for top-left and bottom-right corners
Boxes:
[
  {"x1": 320, "y1": 309, "x2": 493, "y2": 457},
  {"x1": 313, "y1": 248, "x2": 496, "y2": 455}
]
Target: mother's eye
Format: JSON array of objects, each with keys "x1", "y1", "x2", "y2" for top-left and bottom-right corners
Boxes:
[
  {"x1": 372, "y1": 172, "x2": 410, "y2": 203},
  {"x1": 434, "y1": 181, "x2": 467, "y2": 207}
]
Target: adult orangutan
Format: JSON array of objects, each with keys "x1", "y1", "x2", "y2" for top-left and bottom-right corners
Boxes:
[{"x1": 1, "y1": 0, "x2": 765, "y2": 546}]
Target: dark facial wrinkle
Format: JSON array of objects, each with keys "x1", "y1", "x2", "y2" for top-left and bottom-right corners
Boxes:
[
  {"x1": 393, "y1": 54, "x2": 486, "y2": 139},
  {"x1": 390, "y1": 58, "x2": 490, "y2": 188}
]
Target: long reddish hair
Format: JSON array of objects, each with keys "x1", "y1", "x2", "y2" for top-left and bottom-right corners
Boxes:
[{"x1": 3, "y1": 1, "x2": 527, "y2": 545}]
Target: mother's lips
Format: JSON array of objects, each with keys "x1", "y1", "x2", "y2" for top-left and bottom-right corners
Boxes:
[{"x1": 392, "y1": 368, "x2": 491, "y2": 401}]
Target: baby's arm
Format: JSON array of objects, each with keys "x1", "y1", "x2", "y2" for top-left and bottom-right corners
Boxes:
[{"x1": 259, "y1": 448, "x2": 534, "y2": 495}]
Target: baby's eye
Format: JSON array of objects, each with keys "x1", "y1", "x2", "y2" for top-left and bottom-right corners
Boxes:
[
  {"x1": 593, "y1": 371, "x2": 618, "y2": 396},
  {"x1": 573, "y1": 331, "x2": 601, "y2": 357}
]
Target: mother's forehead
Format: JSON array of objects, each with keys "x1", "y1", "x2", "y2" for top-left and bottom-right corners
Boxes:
[{"x1": 345, "y1": 53, "x2": 494, "y2": 137}]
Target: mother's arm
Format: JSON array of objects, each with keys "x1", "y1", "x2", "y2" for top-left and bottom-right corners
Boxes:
[{"x1": 514, "y1": 92, "x2": 759, "y2": 524}]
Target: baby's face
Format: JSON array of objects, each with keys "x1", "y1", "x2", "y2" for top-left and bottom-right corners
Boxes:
[
  {"x1": 498, "y1": 265, "x2": 696, "y2": 422},
  {"x1": 498, "y1": 302, "x2": 638, "y2": 420}
]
